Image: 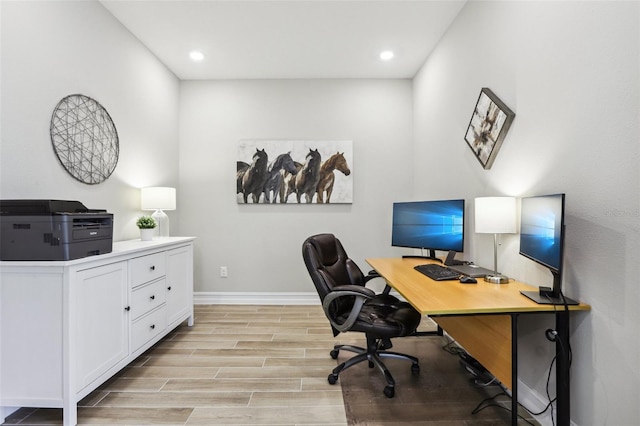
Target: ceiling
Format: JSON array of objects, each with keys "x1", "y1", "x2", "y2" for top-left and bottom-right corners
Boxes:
[{"x1": 99, "y1": 0, "x2": 466, "y2": 80}]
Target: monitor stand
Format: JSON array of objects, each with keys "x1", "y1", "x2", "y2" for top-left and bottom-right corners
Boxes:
[
  {"x1": 520, "y1": 290, "x2": 579, "y2": 306},
  {"x1": 402, "y1": 255, "x2": 442, "y2": 263},
  {"x1": 444, "y1": 250, "x2": 465, "y2": 266},
  {"x1": 402, "y1": 248, "x2": 441, "y2": 263}
]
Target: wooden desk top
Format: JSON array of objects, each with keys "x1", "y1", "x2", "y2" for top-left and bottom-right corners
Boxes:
[{"x1": 366, "y1": 257, "x2": 591, "y2": 316}]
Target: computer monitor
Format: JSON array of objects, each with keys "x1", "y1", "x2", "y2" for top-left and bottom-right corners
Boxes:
[
  {"x1": 518, "y1": 193, "x2": 578, "y2": 305},
  {"x1": 391, "y1": 199, "x2": 465, "y2": 262}
]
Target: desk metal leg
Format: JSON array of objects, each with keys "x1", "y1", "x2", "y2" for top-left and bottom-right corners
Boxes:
[
  {"x1": 511, "y1": 314, "x2": 518, "y2": 426},
  {"x1": 512, "y1": 311, "x2": 570, "y2": 426},
  {"x1": 556, "y1": 310, "x2": 570, "y2": 426}
]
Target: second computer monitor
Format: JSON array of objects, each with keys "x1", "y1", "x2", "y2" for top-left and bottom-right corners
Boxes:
[{"x1": 391, "y1": 199, "x2": 465, "y2": 259}]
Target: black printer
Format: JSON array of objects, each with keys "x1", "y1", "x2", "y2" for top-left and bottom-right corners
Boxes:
[{"x1": 0, "y1": 200, "x2": 113, "y2": 261}]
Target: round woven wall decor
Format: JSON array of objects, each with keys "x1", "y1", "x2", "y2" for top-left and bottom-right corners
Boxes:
[{"x1": 50, "y1": 94, "x2": 119, "y2": 185}]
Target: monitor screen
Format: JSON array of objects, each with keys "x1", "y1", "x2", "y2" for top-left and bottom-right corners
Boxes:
[
  {"x1": 519, "y1": 193, "x2": 565, "y2": 273},
  {"x1": 391, "y1": 199, "x2": 465, "y2": 253},
  {"x1": 518, "y1": 193, "x2": 579, "y2": 305}
]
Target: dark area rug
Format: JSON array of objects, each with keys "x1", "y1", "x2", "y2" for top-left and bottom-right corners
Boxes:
[{"x1": 337, "y1": 335, "x2": 540, "y2": 425}]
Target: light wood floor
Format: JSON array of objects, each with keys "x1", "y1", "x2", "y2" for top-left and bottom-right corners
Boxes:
[
  {"x1": 5, "y1": 305, "x2": 348, "y2": 425},
  {"x1": 4, "y1": 304, "x2": 540, "y2": 425}
]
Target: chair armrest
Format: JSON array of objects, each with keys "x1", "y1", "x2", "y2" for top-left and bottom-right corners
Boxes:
[
  {"x1": 332, "y1": 284, "x2": 376, "y2": 297},
  {"x1": 364, "y1": 270, "x2": 393, "y2": 294},
  {"x1": 363, "y1": 269, "x2": 381, "y2": 284},
  {"x1": 322, "y1": 285, "x2": 375, "y2": 332}
]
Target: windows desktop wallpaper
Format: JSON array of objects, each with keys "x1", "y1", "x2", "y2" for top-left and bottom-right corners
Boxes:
[
  {"x1": 392, "y1": 200, "x2": 464, "y2": 251},
  {"x1": 519, "y1": 195, "x2": 563, "y2": 271}
]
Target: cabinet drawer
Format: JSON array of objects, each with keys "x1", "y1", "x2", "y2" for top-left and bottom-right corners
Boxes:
[
  {"x1": 131, "y1": 306, "x2": 167, "y2": 353},
  {"x1": 130, "y1": 252, "x2": 166, "y2": 288},
  {"x1": 130, "y1": 278, "x2": 166, "y2": 319}
]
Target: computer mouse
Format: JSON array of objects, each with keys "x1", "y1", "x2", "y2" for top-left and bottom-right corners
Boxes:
[{"x1": 459, "y1": 276, "x2": 477, "y2": 284}]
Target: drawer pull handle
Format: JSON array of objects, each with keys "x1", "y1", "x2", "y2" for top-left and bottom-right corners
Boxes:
[
  {"x1": 150, "y1": 324, "x2": 155, "y2": 329},
  {"x1": 150, "y1": 266, "x2": 155, "y2": 271},
  {"x1": 124, "y1": 306, "x2": 131, "y2": 311},
  {"x1": 150, "y1": 295, "x2": 155, "y2": 300}
]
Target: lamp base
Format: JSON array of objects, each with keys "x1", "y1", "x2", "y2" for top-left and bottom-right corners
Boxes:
[
  {"x1": 484, "y1": 274, "x2": 510, "y2": 284},
  {"x1": 151, "y1": 209, "x2": 170, "y2": 237}
]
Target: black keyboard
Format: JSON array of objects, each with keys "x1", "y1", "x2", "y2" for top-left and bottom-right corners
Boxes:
[{"x1": 414, "y1": 264, "x2": 461, "y2": 281}]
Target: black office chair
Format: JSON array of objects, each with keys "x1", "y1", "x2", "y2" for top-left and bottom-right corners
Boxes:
[{"x1": 302, "y1": 233, "x2": 422, "y2": 398}]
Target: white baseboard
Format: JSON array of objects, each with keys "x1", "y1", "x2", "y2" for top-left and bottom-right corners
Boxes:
[
  {"x1": 516, "y1": 378, "x2": 567, "y2": 426},
  {"x1": 194, "y1": 291, "x2": 320, "y2": 305},
  {"x1": 1, "y1": 407, "x2": 19, "y2": 423}
]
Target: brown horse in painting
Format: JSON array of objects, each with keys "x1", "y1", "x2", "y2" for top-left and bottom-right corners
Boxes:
[
  {"x1": 316, "y1": 152, "x2": 351, "y2": 203},
  {"x1": 236, "y1": 161, "x2": 250, "y2": 195},
  {"x1": 283, "y1": 161, "x2": 303, "y2": 203}
]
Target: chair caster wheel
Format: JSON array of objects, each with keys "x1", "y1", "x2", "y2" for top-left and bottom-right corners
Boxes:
[
  {"x1": 411, "y1": 363, "x2": 420, "y2": 375},
  {"x1": 328, "y1": 374, "x2": 338, "y2": 385},
  {"x1": 330, "y1": 350, "x2": 339, "y2": 359},
  {"x1": 383, "y1": 385, "x2": 395, "y2": 398}
]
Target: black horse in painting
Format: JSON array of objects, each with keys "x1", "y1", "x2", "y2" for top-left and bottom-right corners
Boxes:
[
  {"x1": 241, "y1": 148, "x2": 268, "y2": 203},
  {"x1": 294, "y1": 148, "x2": 322, "y2": 203},
  {"x1": 262, "y1": 152, "x2": 298, "y2": 203}
]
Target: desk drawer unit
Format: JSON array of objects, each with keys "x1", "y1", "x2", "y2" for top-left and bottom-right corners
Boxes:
[
  {"x1": 130, "y1": 278, "x2": 167, "y2": 320},
  {"x1": 130, "y1": 252, "x2": 169, "y2": 353},
  {"x1": 130, "y1": 252, "x2": 166, "y2": 288},
  {"x1": 131, "y1": 306, "x2": 167, "y2": 352}
]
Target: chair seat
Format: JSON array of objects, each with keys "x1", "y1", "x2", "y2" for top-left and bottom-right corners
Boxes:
[{"x1": 340, "y1": 298, "x2": 421, "y2": 339}]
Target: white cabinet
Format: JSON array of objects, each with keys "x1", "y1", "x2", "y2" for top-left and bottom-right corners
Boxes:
[
  {"x1": 76, "y1": 262, "x2": 129, "y2": 391},
  {"x1": 0, "y1": 237, "x2": 195, "y2": 426},
  {"x1": 166, "y1": 245, "x2": 193, "y2": 327}
]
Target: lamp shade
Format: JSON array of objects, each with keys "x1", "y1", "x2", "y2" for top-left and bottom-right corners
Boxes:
[
  {"x1": 141, "y1": 187, "x2": 176, "y2": 211},
  {"x1": 475, "y1": 197, "x2": 516, "y2": 234}
]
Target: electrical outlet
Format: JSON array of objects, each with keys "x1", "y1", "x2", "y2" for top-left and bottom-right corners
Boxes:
[{"x1": 220, "y1": 266, "x2": 228, "y2": 278}]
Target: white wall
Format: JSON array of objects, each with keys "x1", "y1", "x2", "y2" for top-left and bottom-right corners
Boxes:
[
  {"x1": 0, "y1": 1, "x2": 180, "y2": 241},
  {"x1": 413, "y1": 1, "x2": 639, "y2": 424},
  {"x1": 178, "y1": 79, "x2": 413, "y2": 294}
]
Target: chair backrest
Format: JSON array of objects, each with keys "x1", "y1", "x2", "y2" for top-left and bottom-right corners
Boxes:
[{"x1": 302, "y1": 233, "x2": 365, "y2": 303}]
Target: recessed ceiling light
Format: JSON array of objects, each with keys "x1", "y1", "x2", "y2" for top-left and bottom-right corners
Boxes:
[
  {"x1": 379, "y1": 50, "x2": 394, "y2": 61},
  {"x1": 189, "y1": 51, "x2": 205, "y2": 62}
]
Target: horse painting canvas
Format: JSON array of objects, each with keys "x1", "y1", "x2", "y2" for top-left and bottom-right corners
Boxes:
[{"x1": 237, "y1": 140, "x2": 353, "y2": 204}]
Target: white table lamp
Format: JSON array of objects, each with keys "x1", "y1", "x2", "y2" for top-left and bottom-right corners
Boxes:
[
  {"x1": 475, "y1": 197, "x2": 517, "y2": 284},
  {"x1": 141, "y1": 187, "x2": 176, "y2": 237}
]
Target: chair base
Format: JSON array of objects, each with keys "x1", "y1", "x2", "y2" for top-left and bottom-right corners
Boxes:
[{"x1": 327, "y1": 336, "x2": 419, "y2": 398}]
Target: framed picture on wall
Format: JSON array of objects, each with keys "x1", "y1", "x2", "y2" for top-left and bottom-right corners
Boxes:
[
  {"x1": 464, "y1": 88, "x2": 515, "y2": 169},
  {"x1": 236, "y1": 140, "x2": 353, "y2": 204}
]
